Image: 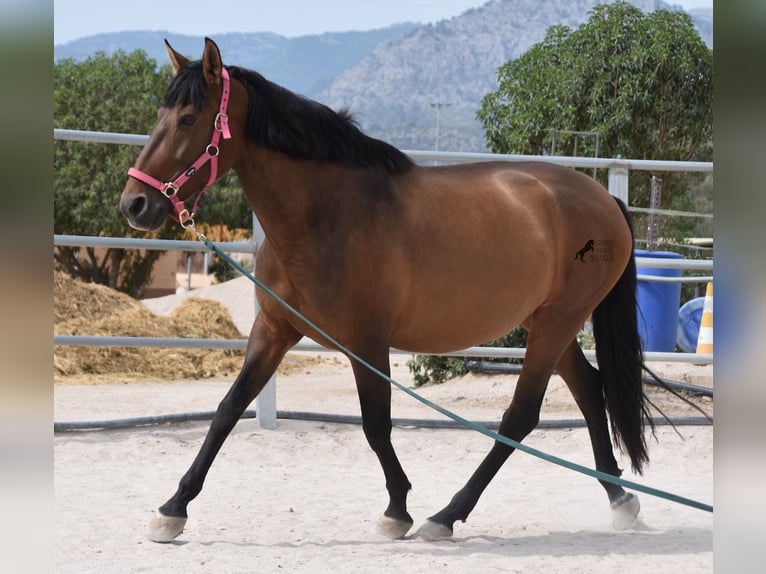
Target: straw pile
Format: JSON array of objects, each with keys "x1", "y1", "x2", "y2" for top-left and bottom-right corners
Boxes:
[{"x1": 54, "y1": 271, "x2": 247, "y2": 383}]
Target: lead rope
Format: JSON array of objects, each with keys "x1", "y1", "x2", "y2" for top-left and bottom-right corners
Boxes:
[{"x1": 190, "y1": 226, "x2": 713, "y2": 514}]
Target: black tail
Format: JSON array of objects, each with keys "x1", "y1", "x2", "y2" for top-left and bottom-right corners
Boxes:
[{"x1": 591, "y1": 197, "x2": 654, "y2": 474}]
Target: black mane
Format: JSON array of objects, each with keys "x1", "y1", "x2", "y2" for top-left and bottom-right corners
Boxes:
[{"x1": 163, "y1": 62, "x2": 414, "y2": 174}]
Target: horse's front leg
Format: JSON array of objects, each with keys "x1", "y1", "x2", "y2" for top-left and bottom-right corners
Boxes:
[
  {"x1": 349, "y1": 347, "x2": 413, "y2": 539},
  {"x1": 147, "y1": 314, "x2": 300, "y2": 542}
]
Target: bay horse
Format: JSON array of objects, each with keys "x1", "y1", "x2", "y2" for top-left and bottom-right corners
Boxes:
[{"x1": 121, "y1": 38, "x2": 652, "y2": 542}]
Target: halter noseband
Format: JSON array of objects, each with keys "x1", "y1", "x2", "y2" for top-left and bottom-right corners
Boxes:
[{"x1": 127, "y1": 67, "x2": 232, "y2": 228}]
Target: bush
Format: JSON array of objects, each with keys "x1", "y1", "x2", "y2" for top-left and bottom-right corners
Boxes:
[
  {"x1": 407, "y1": 355, "x2": 469, "y2": 387},
  {"x1": 407, "y1": 326, "x2": 528, "y2": 387},
  {"x1": 208, "y1": 254, "x2": 253, "y2": 283}
]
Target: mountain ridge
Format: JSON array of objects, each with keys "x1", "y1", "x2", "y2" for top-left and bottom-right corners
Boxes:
[
  {"x1": 55, "y1": 0, "x2": 713, "y2": 152},
  {"x1": 320, "y1": 0, "x2": 712, "y2": 151},
  {"x1": 54, "y1": 24, "x2": 419, "y2": 96}
]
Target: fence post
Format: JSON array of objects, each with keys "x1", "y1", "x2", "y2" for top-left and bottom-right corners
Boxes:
[
  {"x1": 256, "y1": 374, "x2": 278, "y2": 429},
  {"x1": 608, "y1": 161, "x2": 629, "y2": 204},
  {"x1": 251, "y1": 211, "x2": 278, "y2": 429}
]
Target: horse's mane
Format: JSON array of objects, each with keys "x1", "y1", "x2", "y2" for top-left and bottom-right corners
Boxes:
[{"x1": 163, "y1": 62, "x2": 414, "y2": 174}]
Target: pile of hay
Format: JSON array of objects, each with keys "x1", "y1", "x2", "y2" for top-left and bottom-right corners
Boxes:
[{"x1": 54, "y1": 272, "x2": 246, "y2": 383}]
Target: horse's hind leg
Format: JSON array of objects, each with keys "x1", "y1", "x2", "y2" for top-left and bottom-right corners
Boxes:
[
  {"x1": 416, "y1": 313, "x2": 579, "y2": 540},
  {"x1": 555, "y1": 341, "x2": 640, "y2": 529},
  {"x1": 147, "y1": 314, "x2": 300, "y2": 542},
  {"x1": 349, "y1": 345, "x2": 414, "y2": 539}
]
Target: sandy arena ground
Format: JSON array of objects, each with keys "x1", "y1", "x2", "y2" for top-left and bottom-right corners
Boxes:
[
  {"x1": 55, "y1": 276, "x2": 713, "y2": 572},
  {"x1": 54, "y1": 355, "x2": 713, "y2": 573}
]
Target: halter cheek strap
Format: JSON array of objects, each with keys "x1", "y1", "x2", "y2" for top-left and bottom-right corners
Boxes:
[{"x1": 127, "y1": 67, "x2": 232, "y2": 227}]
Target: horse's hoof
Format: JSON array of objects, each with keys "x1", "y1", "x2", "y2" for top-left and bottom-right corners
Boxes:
[
  {"x1": 377, "y1": 515, "x2": 413, "y2": 539},
  {"x1": 414, "y1": 519, "x2": 453, "y2": 541},
  {"x1": 611, "y1": 492, "x2": 640, "y2": 530},
  {"x1": 147, "y1": 511, "x2": 187, "y2": 542}
]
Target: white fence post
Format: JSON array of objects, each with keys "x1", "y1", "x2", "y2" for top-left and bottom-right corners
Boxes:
[
  {"x1": 608, "y1": 161, "x2": 629, "y2": 203},
  {"x1": 255, "y1": 374, "x2": 278, "y2": 429},
  {"x1": 251, "y1": 212, "x2": 278, "y2": 429}
]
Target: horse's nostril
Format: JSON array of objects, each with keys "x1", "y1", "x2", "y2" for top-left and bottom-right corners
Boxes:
[{"x1": 129, "y1": 195, "x2": 147, "y2": 217}]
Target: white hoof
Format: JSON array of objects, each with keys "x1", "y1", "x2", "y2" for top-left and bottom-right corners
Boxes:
[
  {"x1": 377, "y1": 515, "x2": 413, "y2": 539},
  {"x1": 611, "y1": 492, "x2": 640, "y2": 530},
  {"x1": 414, "y1": 520, "x2": 453, "y2": 541},
  {"x1": 147, "y1": 512, "x2": 187, "y2": 542}
]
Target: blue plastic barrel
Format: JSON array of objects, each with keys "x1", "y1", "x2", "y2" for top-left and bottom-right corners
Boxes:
[{"x1": 635, "y1": 249, "x2": 683, "y2": 352}]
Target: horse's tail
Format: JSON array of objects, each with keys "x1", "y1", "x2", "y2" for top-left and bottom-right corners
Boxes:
[{"x1": 591, "y1": 197, "x2": 654, "y2": 474}]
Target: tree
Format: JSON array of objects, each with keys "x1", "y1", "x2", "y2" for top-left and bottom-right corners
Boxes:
[
  {"x1": 54, "y1": 50, "x2": 177, "y2": 296},
  {"x1": 54, "y1": 50, "x2": 254, "y2": 296},
  {"x1": 409, "y1": 3, "x2": 714, "y2": 386},
  {"x1": 477, "y1": 2, "x2": 713, "y2": 241}
]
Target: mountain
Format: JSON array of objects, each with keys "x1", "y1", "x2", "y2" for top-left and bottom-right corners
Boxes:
[
  {"x1": 54, "y1": 24, "x2": 419, "y2": 96},
  {"x1": 686, "y1": 7, "x2": 713, "y2": 48},
  {"x1": 54, "y1": 0, "x2": 712, "y2": 152},
  {"x1": 321, "y1": 0, "x2": 713, "y2": 152}
]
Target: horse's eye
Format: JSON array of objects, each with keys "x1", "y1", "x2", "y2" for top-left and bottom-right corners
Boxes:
[{"x1": 179, "y1": 114, "x2": 196, "y2": 126}]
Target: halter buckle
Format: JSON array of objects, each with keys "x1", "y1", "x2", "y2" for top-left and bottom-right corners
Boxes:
[
  {"x1": 177, "y1": 209, "x2": 192, "y2": 227},
  {"x1": 206, "y1": 144, "x2": 220, "y2": 157},
  {"x1": 163, "y1": 182, "x2": 179, "y2": 197},
  {"x1": 214, "y1": 112, "x2": 229, "y2": 132}
]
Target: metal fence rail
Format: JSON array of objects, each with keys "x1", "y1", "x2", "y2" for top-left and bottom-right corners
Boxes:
[
  {"x1": 53, "y1": 334, "x2": 713, "y2": 365},
  {"x1": 53, "y1": 231, "x2": 714, "y2": 362},
  {"x1": 54, "y1": 129, "x2": 714, "y2": 428},
  {"x1": 54, "y1": 234, "x2": 257, "y2": 253},
  {"x1": 53, "y1": 128, "x2": 715, "y2": 172}
]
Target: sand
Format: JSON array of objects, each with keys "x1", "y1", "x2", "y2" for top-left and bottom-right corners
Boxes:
[
  {"x1": 54, "y1": 356, "x2": 713, "y2": 573},
  {"x1": 54, "y1": 276, "x2": 713, "y2": 572}
]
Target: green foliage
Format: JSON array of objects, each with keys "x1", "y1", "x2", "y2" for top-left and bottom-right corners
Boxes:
[
  {"x1": 54, "y1": 50, "x2": 178, "y2": 295},
  {"x1": 407, "y1": 322, "x2": 601, "y2": 386},
  {"x1": 54, "y1": 50, "x2": 254, "y2": 296},
  {"x1": 407, "y1": 327, "x2": 528, "y2": 387},
  {"x1": 477, "y1": 2, "x2": 713, "y2": 221},
  {"x1": 408, "y1": 355, "x2": 468, "y2": 387},
  {"x1": 208, "y1": 252, "x2": 255, "y2": 284}
]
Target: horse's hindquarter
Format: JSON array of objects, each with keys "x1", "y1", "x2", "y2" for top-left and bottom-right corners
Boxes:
[{"x1": 390, "y1": 162, "x2": 631, "y2": 353}]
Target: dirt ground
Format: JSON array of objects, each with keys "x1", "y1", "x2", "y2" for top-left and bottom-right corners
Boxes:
[{"x1": 54, "y1": 355, "x2": 713, "y2": 573}]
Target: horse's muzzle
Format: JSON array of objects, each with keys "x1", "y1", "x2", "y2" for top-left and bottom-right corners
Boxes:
[{"x1": 120, "y1": 187, "x2": 170, "y2": 231}]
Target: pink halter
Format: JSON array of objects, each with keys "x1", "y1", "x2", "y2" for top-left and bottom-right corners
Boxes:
[{"x1": 128, "y1": 67, "x2": 232, "y2": 228}]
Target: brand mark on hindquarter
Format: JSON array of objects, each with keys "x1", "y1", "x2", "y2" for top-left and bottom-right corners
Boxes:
[{"x1": 574, "y1": 239, "x2": 614, "y2": 263}]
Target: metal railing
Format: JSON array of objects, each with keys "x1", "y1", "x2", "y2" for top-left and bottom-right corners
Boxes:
[{"x1": 54, "y1": 129, "x2": 714, "y2": 427}]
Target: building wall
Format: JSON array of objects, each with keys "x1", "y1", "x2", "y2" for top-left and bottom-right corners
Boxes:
[
  {"x1": 143, "y1": 252, "x2": 177, "y2": 298},
  {"x1": 143, "y1": 251, "x2": 215, "y2": 299}
]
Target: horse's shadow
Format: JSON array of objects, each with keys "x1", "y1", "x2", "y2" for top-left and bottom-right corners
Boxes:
[
  {"x1": 195, "y1": 526, "x2": 712, "y2": 558},
  {"x1": 410, "y1": 527, "x2": 713, "y2": 558}
]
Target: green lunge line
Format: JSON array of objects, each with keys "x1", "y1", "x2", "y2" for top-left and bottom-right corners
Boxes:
[{"x1": 200, "y1": 232, "x2": 713, "y2": 514}]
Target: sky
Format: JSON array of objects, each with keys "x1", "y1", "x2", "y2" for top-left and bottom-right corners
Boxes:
[{"x1": 53, "y1": 0, "x2": 713, "y2": 45}]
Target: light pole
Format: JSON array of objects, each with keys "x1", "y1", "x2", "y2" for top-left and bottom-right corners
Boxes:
[{"x1": 430, "y1": 101, "x2": 452, "y2": 152}]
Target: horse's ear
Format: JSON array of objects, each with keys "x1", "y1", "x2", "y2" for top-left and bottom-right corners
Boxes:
[
  {"x1": 164, "y1": 39, "x2": 189, "y2": 75},
  {"x1": 201, "y1": 37, "x2": 223, "y2": 87}
]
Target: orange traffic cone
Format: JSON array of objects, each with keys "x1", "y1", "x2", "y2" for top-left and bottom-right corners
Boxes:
[{"x1": 696, "y1": 282, "x2": 713, "y2": 354}]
